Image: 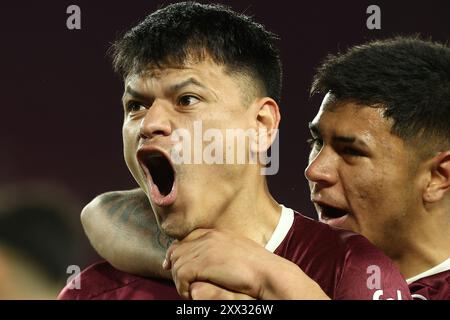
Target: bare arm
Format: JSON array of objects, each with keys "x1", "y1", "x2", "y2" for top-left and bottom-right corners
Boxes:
[
  {"x1": 80, "y1": 189, "x2": 173, "y2": 279},
  {"x1": 81, "y1": 191, "x2": 329, "y2": 299}
]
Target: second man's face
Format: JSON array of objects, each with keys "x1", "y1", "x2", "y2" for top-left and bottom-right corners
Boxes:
[{"x1": 305, "y1": 93, "x2": 423, "y2": 253}]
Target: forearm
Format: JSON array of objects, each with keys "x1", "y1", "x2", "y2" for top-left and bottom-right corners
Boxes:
[
  {"x1": 259, "y1": 256, "x2": 330, "y2": 300},
  {"x1": 81, "y1": 189, "x2": 173, "y2": 279}
]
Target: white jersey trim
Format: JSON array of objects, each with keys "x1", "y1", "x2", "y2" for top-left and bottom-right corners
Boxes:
[
  {"x1": 406, "y1": 258, "x2": 450, "y2": 284},
  {"x1": 264, "y1": 205, "x2": 295, "y2": 253}
]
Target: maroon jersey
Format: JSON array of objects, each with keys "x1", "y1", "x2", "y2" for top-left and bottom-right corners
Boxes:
[
  {"x1": 58, "y1": 261, "x2": 180, "y2": 300},
  {"x1": 407, "y1": 259, "x2": 450, "y2": 300},
  {"x1": 59, "y1": 206, "x2": 411, "y2": 300}
]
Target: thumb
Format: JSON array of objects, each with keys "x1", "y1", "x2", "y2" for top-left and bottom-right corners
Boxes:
[{"x1": 162, "y1": 239, "x2": 179, "y2": 270}]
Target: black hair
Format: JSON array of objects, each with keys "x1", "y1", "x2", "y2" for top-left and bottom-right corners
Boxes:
[
  {"x1": 110, "y1": 1, "x2": 282, "y2": 103},
  {"x1": 311, "y1": 36, "x2": 450, "y2": 153}
]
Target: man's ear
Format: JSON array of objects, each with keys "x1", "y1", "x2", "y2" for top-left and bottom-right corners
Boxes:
[
  {"x1": 423, "y1": 150, "x2": 450, "y2": 203},
  {"x1": 250, "y1": 97, "x2": 281, "y2": 153}
]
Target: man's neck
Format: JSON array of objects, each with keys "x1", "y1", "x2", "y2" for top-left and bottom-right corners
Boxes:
[
  {"x1": 392, "y1": 209, "x2": 450, "y2": 279},
  {"x1": 211, "y1": 177, "x2": 282, "y2": 248}
]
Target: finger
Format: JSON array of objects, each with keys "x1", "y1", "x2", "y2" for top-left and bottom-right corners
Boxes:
[
  {"x1": 163, "y1": 240, "x2": 180, "y2": 270},
  {"x1": 169, "y1": 240, "x2": 216, "y2": 298},
  {"x1": 170, "y1": 234, "x2": 254, "y2": 295},
  {"x1": 190, "y1": 282, "x2": 256, "y2": 300},
  {"x1": 168, "y1": 235, "x2": 210, "y2": 268},
  {"x1": 172, "y1": 258, "x2": 200, "y2": 299},
  {"x1": 170, "y1": 240, "x2": 216, "y2": 298}
]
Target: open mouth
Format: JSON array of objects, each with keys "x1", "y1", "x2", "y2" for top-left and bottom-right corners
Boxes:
[
  {"x1": 138, "y1": 149, "x2": 177, "y2": 206},
  {"x1": 316, "y1": 203, "x2": 349, "y2": 221},
  {"x1": 145, "y1": 153, "x2": 175, "y2": 196}
]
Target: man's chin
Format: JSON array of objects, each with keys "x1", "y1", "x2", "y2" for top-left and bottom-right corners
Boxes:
[{"x1": 159, "y1": 218, "x2": 192, "y2": 240}]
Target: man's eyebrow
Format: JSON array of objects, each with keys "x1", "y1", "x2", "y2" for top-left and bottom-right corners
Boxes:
[
  {"x1": 124, "y1": 86, "x2": 150, "y2": 101},
  {"x1": 333, "y1": 136, "x2": 355, "y2": 143},
  {"x1": 123, "y1": 77, "x2": 215, "y2": 104},
  {"x1": 167, "y1": 77, "x2": 208, "y2": 93},
  {"x1": 333, "y1": 135, "x2": 369, "y2": 148},
  {"x1": 308, "y1": 122, "x2": 370, "y2": 148}
]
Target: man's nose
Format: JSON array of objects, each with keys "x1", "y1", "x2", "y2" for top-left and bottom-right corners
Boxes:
[
  {"x1": 139, "y1": 101, "x2": 172, "y2": 140},
  {"x1": 304, "y1": 148, "x2": 338, "y2": 188}
]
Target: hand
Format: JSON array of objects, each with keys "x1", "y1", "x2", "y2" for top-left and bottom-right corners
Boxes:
[
  {"x1": 163, "y1": 229, "x2": 269, "y2": 299},
  {"x1": 163, "y1": 229, "x2": 328, "y2": 299}
]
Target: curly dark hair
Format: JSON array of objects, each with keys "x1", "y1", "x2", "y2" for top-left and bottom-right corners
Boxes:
[
  {"x1": 311, "y1": 36, "x2": 450, "y2": 155},
  {"x1": 110, "y1": 1, "x2": 282, "y2": 103}
]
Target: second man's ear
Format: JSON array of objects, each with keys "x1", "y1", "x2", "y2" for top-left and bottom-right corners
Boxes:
[{"x1": 423, "y1": 150, "x2": 450, "y2": 203}]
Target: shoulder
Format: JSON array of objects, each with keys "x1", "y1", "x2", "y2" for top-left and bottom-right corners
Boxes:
[
  {"x1": 58, "y1": 261, "x2": 142, "y2": 300},
  {"x1": 277, "y1": 211, "x2": 411, "y2": 300},
  {"x1": 58, "y1": 261, "x2": 179, "y2": 300},
  {"x1": 281, "y1": 211, "x2": 376, "y2": 257},
  {"x1": 409, "y1": 270, "x2": 450, "y2": 300}
]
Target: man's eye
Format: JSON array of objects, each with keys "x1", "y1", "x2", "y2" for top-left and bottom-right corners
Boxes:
[
  {"x1": 178, "y1": 95, "x2": 200, "y2": 107},
  {"x1": 127, "y1": 101, "x2": 146, "y2": 112},
  {"x1": 307, "y1": 137, "x2": 323, "y2": 149},
  {"x1": 342, "y1": 147, "x2": 363, "y2": 157}
]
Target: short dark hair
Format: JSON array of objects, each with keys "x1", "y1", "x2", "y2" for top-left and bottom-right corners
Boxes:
[
  {"x1": 311, "y1": 37, "x2": 450, "y2": 155},
  {"x1": 110, "y1": 1, "x2": 282, "y2": 103}
]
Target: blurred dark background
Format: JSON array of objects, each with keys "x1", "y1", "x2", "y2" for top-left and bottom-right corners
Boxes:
[{"x1": 0, "y1": 0, "x2": 448, "y2": 294}]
